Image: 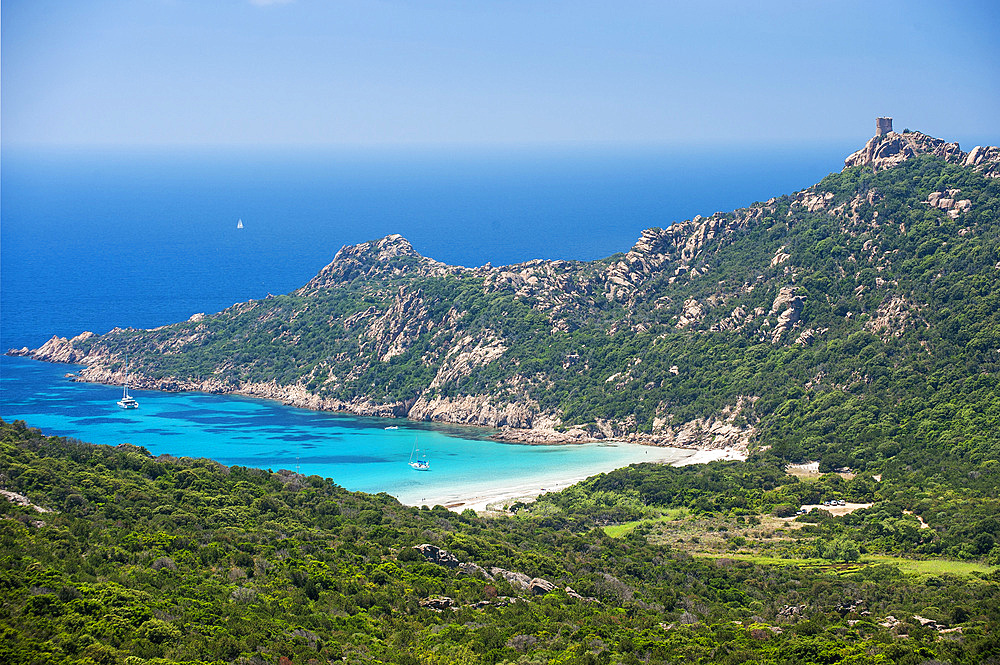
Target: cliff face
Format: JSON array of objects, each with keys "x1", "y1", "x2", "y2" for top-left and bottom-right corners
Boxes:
[{"x1": 12, "y1": 128, "x2": 1000, "y2": 454}]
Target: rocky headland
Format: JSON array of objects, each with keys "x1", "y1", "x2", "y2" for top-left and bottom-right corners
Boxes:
[{"x1": 11, "y1": 127, "x2": 1000, "y2": 453}]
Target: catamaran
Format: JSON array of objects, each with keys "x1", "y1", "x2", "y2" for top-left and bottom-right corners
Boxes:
[
  {"x1": 408, "y1": 439, "x2": 429, "y2": 470},
  {"x1": 117, "y1": 355, "x2": 139, "y2": 409}
]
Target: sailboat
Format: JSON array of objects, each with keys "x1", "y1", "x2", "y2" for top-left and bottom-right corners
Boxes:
[
  {"x1": 408, "y1": 438, "x2": 429, "y2": 470},
  {"x1": 237, "y1": 218, "x2": 244, "y2": 229},
  {"x1": 117, "y1": 355, "x2": 139, "y2": 409}
]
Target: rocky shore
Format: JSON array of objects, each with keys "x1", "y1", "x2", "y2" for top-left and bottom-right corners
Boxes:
[
  {"x1": 9, "y1": 334, "x2": 754, "y2": 453},
  {"x1": 9, "y1": 338, "x2": 410, "y2": 418}
]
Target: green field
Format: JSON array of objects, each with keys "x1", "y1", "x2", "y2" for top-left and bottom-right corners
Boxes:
[
  {"x1": 691, "y1": 551, "x2": 996, "y2": 578},
  {"x1": 601, "y1": 507, "x2": 690, "y2": 538},
  {"x1": 864, "y1": 555, "x2": 996, "y2": 578}
]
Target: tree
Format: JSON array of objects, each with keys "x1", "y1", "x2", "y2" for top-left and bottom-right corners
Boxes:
[{"x1": 823, "y1": 537, "x2": 860, "y2": 563}]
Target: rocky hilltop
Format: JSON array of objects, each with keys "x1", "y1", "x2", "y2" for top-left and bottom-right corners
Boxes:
[
  {"x1": 844, "y1": 128, "x2": 1000, "y2": 177},
  {"x1": 13, "y1": 127, "x2": 1000, "y2": 461}
]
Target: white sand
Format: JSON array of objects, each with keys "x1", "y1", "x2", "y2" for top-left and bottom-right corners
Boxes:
[
  {"x1": 672, "y1": 447, "x2": 747, "y2": 467},
  {"x1": 398, "y1": 445, "x2": 746, "y2": 513}
]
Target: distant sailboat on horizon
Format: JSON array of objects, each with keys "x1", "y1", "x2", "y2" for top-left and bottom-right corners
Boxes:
[
  {"x1": 237, "y1": 218, "x2": 244, "y2": 229},
  {"x1": 117, "y1": 354, "x2": 139, "y2": 409}
]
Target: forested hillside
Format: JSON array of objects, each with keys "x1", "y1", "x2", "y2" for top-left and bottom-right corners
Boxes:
[
  {"x1": 2, "y1": 420, "x2": 998, "y2": 664},
  {"x1": 14, "y1": 130, "x2": 1000, "y2": 473}
]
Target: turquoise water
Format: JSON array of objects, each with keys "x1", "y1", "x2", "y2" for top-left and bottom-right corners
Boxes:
[{"x1": 0, "y1": 355, "x2": 684, "y2": 506}]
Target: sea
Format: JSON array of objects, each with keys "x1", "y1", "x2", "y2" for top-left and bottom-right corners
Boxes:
[{"x1": 0, "y1": 142, "x2": 854, "y2": 505}]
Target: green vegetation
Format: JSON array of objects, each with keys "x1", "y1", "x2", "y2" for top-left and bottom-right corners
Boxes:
[
  {"x1": 602, "y1": 508, "x2": 690, "y2": 538},
  {"x1": 532, "y1": 453, "x2": 1000, "y2": 563},
  {"x1": 863, "y1": 556, "x2": 995, "y2": 578},
  {"x1": 8, "y1": 134, "x2": 1000, "y2": 662},
  {"x1": 3, "y1": 420, "x2": 999, "y2": 664}
]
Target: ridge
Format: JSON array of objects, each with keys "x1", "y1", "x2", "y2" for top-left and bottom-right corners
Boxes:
[{"x1": 10, "y1": 125, "x2": 1000, "y2": 463}]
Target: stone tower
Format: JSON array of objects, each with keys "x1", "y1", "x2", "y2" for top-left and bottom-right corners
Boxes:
[{"x1": 876, "y1": 117, "x2": 893, "y2": 136}]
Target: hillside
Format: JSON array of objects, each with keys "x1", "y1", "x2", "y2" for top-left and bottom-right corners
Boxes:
[
  {"x1": 12, "y1": 129, "x2": 1000, "y2": 472},
  {"x1": 2, "y1": 419, "x2": 998, "y2": 664},
  {"x1": 5, "y1": 127, "x2": 1000, "y2": 663}
]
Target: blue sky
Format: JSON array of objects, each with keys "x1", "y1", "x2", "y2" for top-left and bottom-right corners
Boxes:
[{"x1": 3, "y1": 0, "x2": 998, "y2": 148}]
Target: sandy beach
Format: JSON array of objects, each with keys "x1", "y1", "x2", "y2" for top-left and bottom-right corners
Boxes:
[
  {"x1": 672, "y1": 447, "x2": 747, "y2": 466},
  {"x1": 398, "y1": 445, "x2": 747, "y2": 512}
]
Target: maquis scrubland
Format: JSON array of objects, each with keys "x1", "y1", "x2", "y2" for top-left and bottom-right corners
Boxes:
[{"x1": 3, "y1": 124, "x2": 999, "y2": 663}]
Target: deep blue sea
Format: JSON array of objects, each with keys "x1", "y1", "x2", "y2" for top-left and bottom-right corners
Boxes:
[{"x1": 1, "y1": 143, "x2": 853, "y2": 503}]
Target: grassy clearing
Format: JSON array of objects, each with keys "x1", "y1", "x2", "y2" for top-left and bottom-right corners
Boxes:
[
  {"x1": 785, "y1": 468, "x2": 823, "y2": 483},
  {"x1": 643, "y1": 512, "x2": 808, "y2": 557},
  {"x1": 690, "y1": 551, "x2": 866, "y2": 574},
  {"x1": 602, "y1": 508, "x2": 689, "y2": 538},
  {"x1": 602, "y1": 521, "x2": 642, "y2": 538},
  {"x1": 864, "y1": 555, "x2": 995, "y2": 578},
  {"x1": 691, "y1": 551, "x2": 995, "y2": 578},
  {"x1": 609, "y1": 507, "x2": 997, "y2": 579}
]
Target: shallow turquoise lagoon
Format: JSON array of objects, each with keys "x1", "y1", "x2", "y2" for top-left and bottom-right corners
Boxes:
[{"x1": 0, "y1": 355, "x2": 687, "y2": 507}]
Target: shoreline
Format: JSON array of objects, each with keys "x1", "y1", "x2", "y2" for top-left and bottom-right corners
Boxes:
[
  {"x1": 8, "y1": 353, "x2": 755, "y2": 450},
  {"x1": 3, "y1": 354, "x2": 751, "y2": 515},
  {"x1": 396, "y1": 445, "x2": 748, "y2": 513}
]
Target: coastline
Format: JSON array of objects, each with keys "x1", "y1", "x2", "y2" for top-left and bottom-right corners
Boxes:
[
  {"x1": 9, "y1": 344, "x2": 756, "y2": 451},
  {"x1": 396, "y1": 445, "x2": 748, "y2": 513},
  {"x1": 3, "y1": 353, "x2": 751, "y2": 514}
]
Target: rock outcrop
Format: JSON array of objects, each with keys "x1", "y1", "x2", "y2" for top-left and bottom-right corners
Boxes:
[
  {"x1": 10, "y1": 332, "x2": 96, "y2": 364},
  {"x1": 527, "y1": 578, "x2": 557, "y2": 595},
  {"x1": 413, "y1": 544, "x2": 460, "y2": 568},
  {"x1": 844, "y1": 131, "x2": 964, "y2": 171},
  {"x1": 302, "y1": 234, "x2": 450, "y2": 289},
  {"x1": 410, "y1": 545, "x2": 562, "y2": 600},
  {"x1": 407, "y1": 394, "x2": 543, "y2": 429},
  {"x1": 0, "y1": 490, "x2": 53, "y2": 513},
  {"x1": 964, "y1": 145, "x2": 1000, "y2": 178},
  {"x1": 926, "y1": 189, "x2": 972, "y2": 219},
  {"x1": 768, "y1": 286, "x2": 805, "y2": 343},
  {"x1": 457, "y1": 562, "x2": 490, "y2": 578},
  {"x1": 490, "y1": 567, "x2": 533, "y2": 591},
  {"x1": 565, "y1": 586, "x2": 599, "y2": 603},
  {"x1": 844, "y1": 129, "x2": 1000, "y2": 177},
  {"x1": 419, "y1": 596, "x2": 454, "y2": 611}
]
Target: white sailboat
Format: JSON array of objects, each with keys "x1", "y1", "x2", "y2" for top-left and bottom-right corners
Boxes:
[
  {"x1": 237, "y1": 218, "x2": 244, "y2": 229},
  {"x1": 117, "y1": 354, "x2": 139, "y2": 409},
  {"x1": 408, "y1": 438, "x2": 429, "y2": 470}
]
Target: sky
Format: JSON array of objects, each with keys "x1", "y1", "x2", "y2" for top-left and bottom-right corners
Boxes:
[{"x1": 2, "y1": 0, "x2": 999, "y2": 148}]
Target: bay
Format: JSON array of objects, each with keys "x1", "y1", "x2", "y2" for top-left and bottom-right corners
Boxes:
[
  {"x1": 0, "y1": 355, "x2": 690, "y2": 508},
  {"x1": 1, "y1": 144, "x2": 850, "y2": 503}
]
